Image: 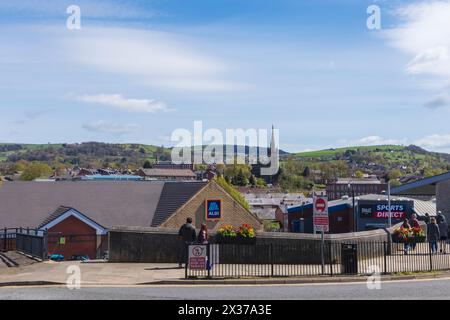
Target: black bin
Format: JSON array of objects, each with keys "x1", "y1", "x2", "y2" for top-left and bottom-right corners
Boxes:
[{"x1": 341, "y1": 243, "x2": 358, "y2": 274}]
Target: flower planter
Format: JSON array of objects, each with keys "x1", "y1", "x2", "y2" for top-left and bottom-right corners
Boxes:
[
  {"x1": 392, "y1": 234, "x2": 426, "y2": 243},
  {"x1": 215, "y1": 235, "x2": 256, "y2": 245}
]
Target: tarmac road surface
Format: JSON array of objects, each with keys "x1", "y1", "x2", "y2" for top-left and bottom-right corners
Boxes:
[{"x1": 1, "y1": 277, "x2": 450, "y2": 300}]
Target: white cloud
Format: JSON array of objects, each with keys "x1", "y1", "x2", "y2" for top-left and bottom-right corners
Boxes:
[
  {"x1": 342, "y1": 136, "x2": 407, "y2": 147},
  {"x1": 82, "y1": 120, "x2": 140, "y2": 135},
  {"x1": 76, "y1": 94, "x2": 169, "y2": 113},
  {"x1": 414, "y1": 134, "x2": 450, "y2": 149},
  {"x1": 387, "y1": 1, "x2": 450, "y2": 78},
  {"x1": 62, "y1": 27, "x2": 238, "y2": 92}
]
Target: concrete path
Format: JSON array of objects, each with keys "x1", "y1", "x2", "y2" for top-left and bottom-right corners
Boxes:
[
  {"x1": 0, "y1": 260, "x2": 185, "y2": 286},
  {"x1": 0, "y1": 251, "x2": 40, "y2": 269}
]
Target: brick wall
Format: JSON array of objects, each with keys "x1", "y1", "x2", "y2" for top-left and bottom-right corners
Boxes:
[
  {"x1": 108, "y1": 225, "x2": 395, "y2": 263},
  {"x1": 47, "y1": 215, "x2": 97, "y2": 260},
  {"x1": 161, "y1": 181, "x2": 263, "y2": 231}
]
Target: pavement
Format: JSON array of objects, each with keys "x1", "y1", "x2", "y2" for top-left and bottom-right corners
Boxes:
[{"x1": 0, "y1": 259, "x2": 185, "y2": 287}]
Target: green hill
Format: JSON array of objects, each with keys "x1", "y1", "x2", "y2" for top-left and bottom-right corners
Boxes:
[{"x1": 277, "y1": 144, "x2": 450, "y2": 192}]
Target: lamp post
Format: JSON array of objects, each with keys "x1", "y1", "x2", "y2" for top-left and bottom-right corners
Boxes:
[
  {"x1": 348, "y1": 182, "x2": 356, "y2": 232},
  {"x1": 387, "y1": 180, "x2": 392, "y2": 228}
]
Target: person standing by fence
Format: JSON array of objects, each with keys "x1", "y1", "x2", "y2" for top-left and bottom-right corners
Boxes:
[
  {"x1": 401, "y1": 219, "x2": 411, "y2": 254},
  {"x1": 427, "y1": 217, "x2": 440, "y2": 254},
  {"x1": 438, "y1": 215, "x2": 448, "y2": 254},
  {"x1": 178, "y1": 217, "x2": 196, "y2": 268},
  {"x1": 409, "y1": 214, "x2": 420, "y2": 251},
  {"x1": 197, "y1": 223, "x2": 209, "y2": 244}
]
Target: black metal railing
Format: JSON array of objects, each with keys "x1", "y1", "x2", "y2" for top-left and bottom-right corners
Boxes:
[
  {"x1": 186, "y1": 240, "x2": 450, "y2": 278},
  {"x1": 1, "y1": 227, "x2": 48, "y2": 259},
  {"x1": 0, "y1": 228, "x2": 18, "y2": 252}
]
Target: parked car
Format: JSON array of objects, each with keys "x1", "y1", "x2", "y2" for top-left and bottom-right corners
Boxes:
[
  {"x1": 49, "y1": 254, "x2": 64, "y2": 262},
  {"x1": 70, "y1": 255, "x2": 89, "y2": 262}
]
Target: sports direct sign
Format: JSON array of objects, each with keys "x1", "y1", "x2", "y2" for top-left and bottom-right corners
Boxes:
[
  {"x1": 360, "y1": 204, "x2": 406, "y2": 219},
  {"x1": 374, "y1": 204, "x2": 406, "y2": 219}
]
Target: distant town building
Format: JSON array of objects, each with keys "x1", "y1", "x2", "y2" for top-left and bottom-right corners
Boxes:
[
  {"x1": 244, "y1": 192, "x2": 307, "y2": 227},
  {"x1": 152, "y1": 161, "x2": 194, "y2": 171},
  {"x1": 326, "y1": 177, "x2": 387, "y2": 201},
  {"x1": 392, "y1": 171, "x2": 450, "y2": 222},
  {"x1": 136, "y1": 168, "x2": 197, "y2": 181}
]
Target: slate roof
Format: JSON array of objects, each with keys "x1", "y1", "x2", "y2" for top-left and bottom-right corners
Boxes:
[
  {"x1": 0, "y1": 181, "x2": 165, "y2": 229},
  {"x1": 37, "y1": 206, "x2": 108, "y2": 230},
  {"x1": 392, "y1": 171, "x2": 450, "y2": 196},
  {"x1": 151, "y1": 181, "x2": 207, "y2": 226}
]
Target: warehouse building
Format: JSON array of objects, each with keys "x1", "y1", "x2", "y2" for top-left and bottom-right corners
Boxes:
[
  {"x1": 392, "y1": 171, "x2": 450, "y2": 220},
  {"x1": 287, "y1": 194, "x2": 435, "y2": 233}
]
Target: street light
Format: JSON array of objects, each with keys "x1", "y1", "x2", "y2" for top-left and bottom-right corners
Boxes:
[
  {"x1": 387, "y1": 180, "x2": 392, "y2": 228},
  {"x1": 348, "y1": 182, "x2": 356, "y2": 232}
]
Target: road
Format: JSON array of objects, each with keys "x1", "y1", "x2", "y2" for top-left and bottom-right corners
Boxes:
[{"x1": 1, "y1": 277, "x2": 450, "y2": 300}]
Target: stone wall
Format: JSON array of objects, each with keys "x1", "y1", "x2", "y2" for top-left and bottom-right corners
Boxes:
[{"x1": 108, "y1": 225, "x2": 398, "y2": 263}]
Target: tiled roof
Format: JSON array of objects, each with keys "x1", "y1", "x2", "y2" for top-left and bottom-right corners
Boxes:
[
  {"x1": 151, "y1": 181, "x2": 207, "y2": 226},
  {"x1": 38, "y1": 206, "x2": 72, "y2": 228},
  {"x1": 0, "y1": 181, "x2": 165, "y2": 228}
]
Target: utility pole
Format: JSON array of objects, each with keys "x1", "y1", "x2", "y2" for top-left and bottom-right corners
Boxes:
[{"x1": 387, "y1": 181, "x2": 392, "y2": 228}]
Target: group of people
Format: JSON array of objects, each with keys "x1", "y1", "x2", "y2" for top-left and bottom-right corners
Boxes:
[
  {"x1": 400, "y1": 212, "x2": 449, "y2": 254},
  {"x1": 177, "y1": 217, "x2": 210, "y2": 268}
]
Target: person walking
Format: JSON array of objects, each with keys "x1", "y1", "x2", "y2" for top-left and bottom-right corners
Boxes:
[
  {"x1": 178, "y1": 217, "x2": 196, "y2": 268},
  {"x1": 400, "y1": 219, "x2": 411, "y2": 254},
  {"x1": 438, "y1": 215, "x2": 449, "y2": 254},
  {"x1": 409, "y1": 214, "x2": 420, "y2": 251},
  {"x1": 424, "y1": 213, "x2": 431, "y2": 225},
  {"x1": 427, "y1": 217, "x2": 440, "y2": 254},
  {"x1": 197, "y1": 223, "x2": 209, "y2": 244}
]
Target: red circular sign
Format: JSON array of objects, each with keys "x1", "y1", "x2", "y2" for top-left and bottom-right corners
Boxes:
[{"x1": 315, "y1": 198, "x2": 327, "y2": 212}]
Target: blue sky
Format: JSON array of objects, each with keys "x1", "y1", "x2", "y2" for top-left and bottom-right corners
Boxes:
[{"x1": 1, "y1": 0, "x2": 450, "y2": 152}]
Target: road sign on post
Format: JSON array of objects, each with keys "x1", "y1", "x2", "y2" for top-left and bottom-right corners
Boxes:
[
  {"x1": 188, "y1": 245, "x2": 207, "y2": 270},
  {"x1": 313, "y1": 196, "x2": 329, "y2": 233},
  {"x1": 313, "y1": 195, "x2": 329, "y2": 275}
]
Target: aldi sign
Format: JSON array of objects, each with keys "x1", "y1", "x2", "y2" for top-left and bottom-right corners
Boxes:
[{"x1": 205, "y1": 199, "x2": 222, "y2": 220}]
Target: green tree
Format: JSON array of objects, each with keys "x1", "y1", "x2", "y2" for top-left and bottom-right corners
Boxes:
[
  {"x1": 20, "y1": 162, "x2": 52, "y2": 181},
  {"x1": 143, "y1": 160, "x2": 152, "y2": 169},
  {"x1": 388, "y1": 169, "x2": 402, "y2": 181},
  {"x1": 302, "y1": 166, "x2": 311, "y2": 177},
  {"x1": 355, "y1": 170, "x2": 364, "y2": 179},
  {"x1": 215, "y1": 176, "x2": 250, "y2": 210},
  {"x1": 232, "y1": 169, "x2": 249, "y2": 186}
]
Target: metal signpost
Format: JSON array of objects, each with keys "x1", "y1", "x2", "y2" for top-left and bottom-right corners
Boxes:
[
  {"x1": 387, "y1": 181, "x2": 392, "y2": 228},
  {"x1": 313, "y1": 194, "x2": 329, "y2": 274}
]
